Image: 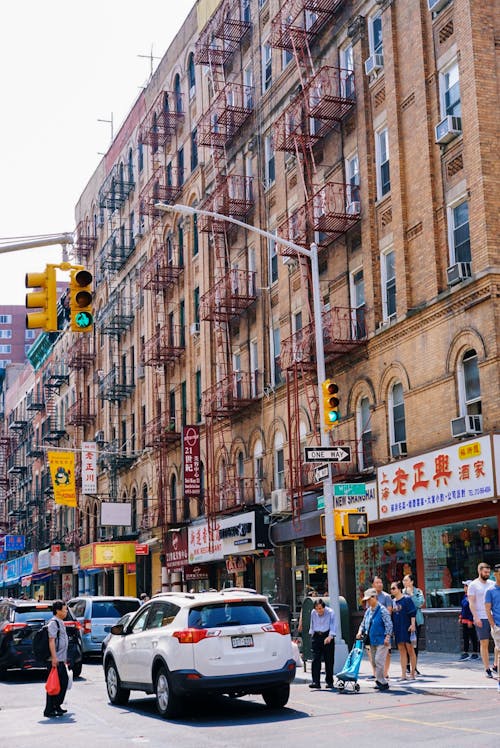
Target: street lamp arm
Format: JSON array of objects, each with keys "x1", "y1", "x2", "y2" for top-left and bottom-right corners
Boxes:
[{"x1": 0, "y1": 233, "x2": 74, "y2": 255}]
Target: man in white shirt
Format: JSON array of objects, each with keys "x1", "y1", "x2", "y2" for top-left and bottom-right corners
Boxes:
[{"x1": 467, "y1": 562, "x2": 495, "y2": 678}]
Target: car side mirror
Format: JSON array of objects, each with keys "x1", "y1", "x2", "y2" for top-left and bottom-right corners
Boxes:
[{"x1": 110, "y1": 624, "x2": 125, "y2": 635}]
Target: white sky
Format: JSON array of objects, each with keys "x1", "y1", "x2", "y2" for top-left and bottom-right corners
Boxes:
[{"x1": 0, "y1": 0, "x2": 195, "y2": 305}]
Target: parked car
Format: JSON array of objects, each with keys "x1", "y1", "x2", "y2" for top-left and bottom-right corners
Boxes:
[
  {"x1": 0, "y1": 599, "x2": 83, "y2": 678},
  {"x1": 101, "y1": 611, "x2": 136, "y2": 656},
  {"x1": 103, "y1": 589, "x2": 296, "y2": 718},
  {"x1": 68, "y1": 596, "x2": 141, "y2": 657}
]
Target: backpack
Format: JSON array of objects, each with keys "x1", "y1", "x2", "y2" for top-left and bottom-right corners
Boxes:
[{"x1": 32, "y1": 619, "x2": 60, "y2": 662}]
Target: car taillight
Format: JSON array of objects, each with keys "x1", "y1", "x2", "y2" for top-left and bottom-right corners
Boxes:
[
  {"x1": 173, "y1": 628, "x2": 220, "y2": 644},
  {"x1": 3, "y1": 623, "x2": 28, "y2": 633},
  {"x1": 262, "y1": 621, "x2": 290, "y2": 635},
  {"x1": 83, "y1": 619, "x2": 92, "y2": 634},
  {"x1": 64, "y1": 621, "x2": 78, "y2": 630}
]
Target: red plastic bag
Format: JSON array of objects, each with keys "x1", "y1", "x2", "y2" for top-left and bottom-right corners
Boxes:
[{"x1": 45, "y1": 666, "x2": 61, "y2": 696}]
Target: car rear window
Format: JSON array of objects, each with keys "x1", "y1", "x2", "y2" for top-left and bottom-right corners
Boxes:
[
  {"x1": 91, "y1": 600, "x2": 140, "y2": 618},
  {"x1": 188, "y1": 602, "x2": 274, "y2": 629},
  {"x1": 14, "y1": 606, "x2": 76, "y2": 623}
]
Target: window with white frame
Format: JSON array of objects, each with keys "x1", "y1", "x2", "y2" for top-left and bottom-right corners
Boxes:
[
  {"x1": 262, "y1": 41, "x2": 272, "y2": 92},
  {"x1": 254, "y1": 439, "x2": 264, "y2": 501},
  {"x1": 264, "y1": 134, "x2": 275, "y2": 187},
  {"x1": 448, "y1": 200, "x2": 471, "y2": 264},
  {"x1": 459, "y1": 349, "x2": 481, "y2": 416},
  {"x1": 282, "y1": 48, "x2": 293, "y2": 69},
  {"x1": 0, "y1": 360, "x2": 11, "y2": 368},
  {"x1": 269, "y1": 229, "x2": 278, "y2": 284},
  {"x1": 368, "y1": 12, "x2": 383, "y2": 57},
  {"x1": 274, "y1": 432, "x2": 285, "y2": 489},
  {"x1": 357, "y1": 396, "x2": 373, "y2": 470},
  {"x1": 271, "y1": 325, "x2": 281, "y2": 385},
  {"x1": 345, "y1": 152, "x2": 360, "y2": 207},
  {"x1": 244, "y1": 64, "x2": 254, "y2": 108},
  {"x1": 381, "y1": 249, "x2": 396, "y2": 320},
  {"x1": 237, "y1": 451, "x2": 245, "y2": 502},
  {"x1": 241, "y1": 0, "x2": 251, "y2": 23},
  {"x1": 188, "y1": 53, "x2": 196, "y2": 98},
  {"x1": 340, "y1": 43, "x2": 355, "y2": 98},
  {"x1": 24, "y1": 344, "x2": 32, "y2": 356},
  {"x1": 0, "y1": 345, "x2": 11, "y2": 354},
  {"x1": 440, "y1": 60, "x2": 461, "y2": 118},
  {"x1": 233, "y1": 351, "x2": 242, "y2": 398},
  {"x1": 376, "y1": 127, "x2": 390, "y2": 198},
  {"x1": 390, "y1": 382, "x2": 406, "y2": 446},
  {"x1": 0, "y1": 315, "x2": 12, "y2": 324},
  {"x1": 350, "y1": 268, "x2": 366, "y2": 338},
  {"x1": 0, "y1": 330, "x2": 12, "y2": 338},
  {"x1": 250, "y1": 339, "x2": 259, "y2": 397}
]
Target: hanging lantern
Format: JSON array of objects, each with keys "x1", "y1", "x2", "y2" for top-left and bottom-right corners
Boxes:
[
  {"x1": 400, "y1": 535, "x2": 411, "y2": 554},
  {"x1": 441, "y1": 530, "x2": 452, "y2": 549},
  {"x1": 460, "y1": 527, "x2": 471, "y2": 548},
  {"x1": 479, "y1": 524, "x2": 492, "y2": 546}
]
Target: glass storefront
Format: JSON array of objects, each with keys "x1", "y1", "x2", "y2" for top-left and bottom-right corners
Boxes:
[
  {"x1": 422, "y1": 515, "x2": 499, "y2": 607},
  {"x1": 353, "y1": 531, "x2": 417, "y2": 609},
  {"x1": 256, "y1": 556, "x2": 276, "y2": 601},
  {"x1": 307, "y1": 546, "x2": 328, "y2": 595}
]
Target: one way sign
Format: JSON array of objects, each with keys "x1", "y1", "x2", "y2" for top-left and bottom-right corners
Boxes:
[{"x1": 304, "y1": 446, "x2": 352, "y2": 463}]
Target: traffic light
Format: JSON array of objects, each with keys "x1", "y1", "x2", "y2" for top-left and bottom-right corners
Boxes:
[
  {"x1": 25, "y1": 265, "x2": 57, "y2": 332},
  {"x1": 322, "y1": 379, "x2": 340, "y2": 430},
  {"x1": 69, "y1": 268, "x2": 93, "y2": 332}
]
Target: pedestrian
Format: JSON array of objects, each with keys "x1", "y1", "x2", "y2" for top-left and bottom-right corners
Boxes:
[
  {"x1": 485, "y1": 563, "x2": 500, "y2": 691},
  {"x1": 44, "y1": 600, "x2": 69, "y2": 719},
  {"x1": 403, "y1": 573, "x2": 425, "y2": 674},
  {"x1": 139, "y1": 592, "x2": 150, "y2": 605},
  {"x1": 390, "y1": 580, "x2": 417, "y2": 680},
  {"x1": 308, "y1": 598, "x2": 336, "y2": 689},
  {"x1": 356, "y1": 587, "x2": 392, "y2": 691},
  {"x1": 467, "y1": 562, "x2": 495, "y2": 678},
  {"x1": 458, "y1": 580, "x2": 479, "y2": 661},
  {"x1": 372, "y1": 576, "x2": 393, "y2": 678}
]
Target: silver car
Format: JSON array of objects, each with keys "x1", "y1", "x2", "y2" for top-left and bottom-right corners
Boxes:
[{"x1": 68, "y1": 596, "x2": 141, "y2": 656}]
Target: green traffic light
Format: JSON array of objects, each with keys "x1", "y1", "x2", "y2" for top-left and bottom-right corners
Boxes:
[{"x1": 74, "y1": 311, "x2": 93, "y2": 328}]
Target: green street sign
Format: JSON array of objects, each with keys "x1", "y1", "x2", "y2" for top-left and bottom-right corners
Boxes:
[
  {"x1": 317, "y1": 496, "x2": 325, "y2": 510},
  {"x1": 333, "y1": 483, "x2": 366, "y2": 497}
]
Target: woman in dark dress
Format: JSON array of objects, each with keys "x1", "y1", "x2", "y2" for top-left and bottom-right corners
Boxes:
[{"x1": 390, "y1": 580, "x2": 417, "y2": 680}]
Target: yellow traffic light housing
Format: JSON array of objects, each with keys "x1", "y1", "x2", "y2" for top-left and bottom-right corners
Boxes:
[
  {"x1": 70, "y1": 268, "x2": 93, "y2": 332},
  {"x1": 25, "y1": 265, "x2": 57, "y2": 332},
  {"x1": 322, "y1": 379, "x2": 340, "y2": 430},
  {"x1": 334, "y1": 510, "x2": 369, "y2": 539}
]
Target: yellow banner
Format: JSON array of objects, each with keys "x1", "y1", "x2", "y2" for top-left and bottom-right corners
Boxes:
[
  {"x1": 48, "y1": 451, "x2": 77, "y2": 507},
  {"x1": 94, "y1": 542, "x2": 136, "y2": 566}
]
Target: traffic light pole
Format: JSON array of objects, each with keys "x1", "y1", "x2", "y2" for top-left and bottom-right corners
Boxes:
[{"x1": 156, "y1": 201, "x2": 348, "y2": 667}]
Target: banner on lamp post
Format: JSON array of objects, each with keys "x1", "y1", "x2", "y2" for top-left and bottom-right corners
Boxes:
[
  {"x1": 48, "y1": 452, "x2": 77, "y2": 507},
  {"x1": 81, "y1": 442, "x2": 97, "y2": 494}
]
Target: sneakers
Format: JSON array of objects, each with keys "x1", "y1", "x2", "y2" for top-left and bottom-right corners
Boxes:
[
  {"x1": 470, "y1": 653, "x2": 479, "y2": 660},
  {"x1": 309, "y1": 682, "x2": 321, "y2": 689},
  {"x1": 375, "y1": 680, "x2": 389, "y2": 690},
  {"x1": 492, "y1": 665, "x2": 498, "y2": 673},
  {"x1": 486, "y1": 668, "x2": 493, "y2": 678},
  {"x1": 459, "y1": 652, "x2": 470, "y2": 661}
]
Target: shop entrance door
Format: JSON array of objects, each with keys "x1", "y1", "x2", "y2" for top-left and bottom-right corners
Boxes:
[{"x1": 292, "y1": 566, "x2": 305, "y2": 627}]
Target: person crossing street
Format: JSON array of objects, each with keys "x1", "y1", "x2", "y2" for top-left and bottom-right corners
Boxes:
[{"x1": 308, "y1": 599, "x2": 336, "y2": 689}]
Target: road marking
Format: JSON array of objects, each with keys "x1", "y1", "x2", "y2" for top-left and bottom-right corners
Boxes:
[{"x1": 366, "y1": 712, "x2": 500, "y2": 736}]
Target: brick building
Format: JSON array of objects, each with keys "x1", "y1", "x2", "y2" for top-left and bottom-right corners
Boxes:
[{"x1": 1, "y1": 0, "x2": 498, "y2": 646}]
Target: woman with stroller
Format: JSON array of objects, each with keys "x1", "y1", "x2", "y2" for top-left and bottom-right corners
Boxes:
[{"x1": 390, "y1": 580, "x2": 417, "y2": 680}]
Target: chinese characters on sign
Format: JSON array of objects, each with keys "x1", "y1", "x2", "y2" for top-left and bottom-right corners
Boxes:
[
  {"x1": 48, "y1": 451, "x2": 77, "y2": 507},
  {"x1": 4, "y1": 535, "x2": 25, "y2": 551},
  {"x1": 377, "y1": 436, "x2": 494, "y2": 518},
  {"x1": 81, "y1": 442, "x2": 97, "y2": 494},
  {"x1": 165, "y1": 528, "x2": 188, "y2": 572},
  {"x1": 183, "y1": 426, "x2": 201, "y2": 497},
  {"x1": 188, "y1": 520, "x2": 223, "y2": 563}
]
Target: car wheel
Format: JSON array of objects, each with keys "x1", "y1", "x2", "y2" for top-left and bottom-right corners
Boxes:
[
  {"x1": 154, "y1": 665, "x2": 181, "y2": 719},
  {"x1": 71, "y1": 662, "x2": 82, "y2": 679},
  {"x1": 105, "y1": 660, "x2": 130, "y2": 705},
  {"x1": 262, "y1": 683, "x2": 290, "y2": 709}
]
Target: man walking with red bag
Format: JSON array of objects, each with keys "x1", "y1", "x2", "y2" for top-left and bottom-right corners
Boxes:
[{"x1": 44, "y1": 600, "x2": 69, "y2": 718}]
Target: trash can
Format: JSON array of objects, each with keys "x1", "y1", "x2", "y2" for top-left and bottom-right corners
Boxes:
[{"x1": 300, "y1": 596, "x2": 350, "y2": 664}]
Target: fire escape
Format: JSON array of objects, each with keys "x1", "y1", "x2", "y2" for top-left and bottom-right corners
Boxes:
[
  {"x1": 139, "y1": 86, "x2": 185, "y2": 535},
  {"x1": 270, "y1": 0, "x2": 363, "y2": 526},
  {"x1": 0, "y1": 434, "x2": 13, "y2": 530},
  {"x1": 195, "y1": 0, "x2": 256, "y2": 530}
]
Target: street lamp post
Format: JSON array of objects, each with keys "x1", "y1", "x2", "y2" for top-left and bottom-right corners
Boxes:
[{"x1": 156, "y1": 202, "x2": 348, "y2": 665}]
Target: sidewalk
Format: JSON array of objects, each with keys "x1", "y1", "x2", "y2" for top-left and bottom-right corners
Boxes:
[{"x1": 295, "y1": 651, "x2": 500, "y2": 690}]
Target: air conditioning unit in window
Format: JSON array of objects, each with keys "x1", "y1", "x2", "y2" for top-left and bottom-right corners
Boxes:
[
  {"x1": 447, "y1": 262, "x2": 471, "y2": 286},
  {"x1": 190, "y1": 323, "x2": 200, "y2": 335},
  {"x1": 428, "y1": 0, "x2": 449, "y2": 13},
  {"x1": 271, "y1": 489, "x2": 291, "y2": 514},
  {"x1": 451, "y1": 414, "x2": 482, "y2": 438},
  {"x1": 390, "y1": 441, "x2": 407, "y2": 458},
  {"x1": 346, "y1": 201, "x2": 360, "y2": 216},
  {"x1": 364, "y1": 54, "x2": 384, "y2": 76},
  {"x1": 435, "y1": 116, "x2": 462, "y2": 144}
]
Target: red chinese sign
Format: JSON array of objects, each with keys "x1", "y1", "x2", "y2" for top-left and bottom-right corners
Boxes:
[
  {"x1": 135, "y1": 543, "x2": 149, "y2": 556},
  {"x1": 165, "y1": 527, "x2": 188, "y2": 572},
  {"x1": 183, "y1": 426, "x2": 201, "y2": 496}
]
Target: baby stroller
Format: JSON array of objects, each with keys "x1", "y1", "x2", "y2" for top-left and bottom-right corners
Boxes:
[{"x1": 335, "y1": 640, "x2": 364, "y2": 692}]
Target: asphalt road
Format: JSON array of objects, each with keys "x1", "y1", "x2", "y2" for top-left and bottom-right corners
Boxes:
[{"x1": 1, "y1": 661, "x2": 499, "y2": 747}]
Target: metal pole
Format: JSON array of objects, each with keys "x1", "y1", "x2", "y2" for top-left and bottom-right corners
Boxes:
[
  {"x1": 156, "y1": 202, "x2": 348, "y2": 664},
  {"x1": 0, "y1": 233, "x2": 74, "y2": 254}
]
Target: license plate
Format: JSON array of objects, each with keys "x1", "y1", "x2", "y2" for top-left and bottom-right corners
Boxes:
[{"x1": 231, "y1": 635, "x2": 254, "y2": 648}]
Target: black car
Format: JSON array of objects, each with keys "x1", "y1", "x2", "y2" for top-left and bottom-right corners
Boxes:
[{"x1": 0, "y1": 599, "x2": 83, "y2": 678}]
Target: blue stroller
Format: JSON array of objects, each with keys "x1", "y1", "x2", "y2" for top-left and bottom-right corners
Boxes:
[{"x1": 335, "y1": 640, "x2": 364, "y2": 692}]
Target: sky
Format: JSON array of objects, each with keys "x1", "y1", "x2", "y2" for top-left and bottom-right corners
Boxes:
[{"x1": 0, "y1": 0, "x2": 195, "y2": 305}]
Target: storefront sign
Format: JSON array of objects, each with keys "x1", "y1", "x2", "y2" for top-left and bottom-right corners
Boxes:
[
  {"x1": 165, "y1": 527, "x2": 188, "y2": 572},
  {"x1": 219, "y1": 511, "x2": 272, "y2": 555},
  {"x1": 81, "y1": 442, "x2": 97, "y2": 494},
  {"x1": 184, "y1": 564, "x2": 209, "y2": 581},
  {"x1": 135, "y1": 543, "x2": 150, "y2": 556},
  {"x1": 62, "y1": 573, "x2": 73, "y2": 601},
  {"x1": 188, "y1": 520, "x2": 224, "y2": 564},
  {"x1": 377, "y1": 436, "x2": 495, "y2": 518},
  {"x1": 48, "y1": 451, "x2": 77, "y2": 507},
  {"x1": 183, "y1": 426, "x2": 201, "y2": 496},
  {"x1": 334, "y1": 481, "x2": 378, "y2": 522},
  {"x1": 4, "y1": 535, "x2": 25, "y2": 551},
  {"x1": 226, "y1": 555, "x2": 247, "y2": 573},
  {"x1": 79, "y1": 541, "x2": 136, "y2": 568}
]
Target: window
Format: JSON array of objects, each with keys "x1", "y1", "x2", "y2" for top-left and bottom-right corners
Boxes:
[
  {"x1": 181, "y1": 380, "x2": 187, "y2": 426},
  {"x1": 381, "y1": 249, "x2": 396, "y2": 320},
  {"x1": 174, "y1": 73, "x2": 182, "y2": 113},
  {"x1": 390, "y1": 382, "x2": 406, "y2": 445},
  {"x1": 195, "y1": 369, "x2": 202, "y2": 422},
  {"x1": 340, "y1": 44, "x2": 354, "y2": 98},
  {"x1": 178, "y1": 223, "x2": 184, "y2": 266},
  {"x1": 0, "y1": 330, "x2": 12, "y2": 338},
  {"x1": 264, "y1": 135, "x2": 275, "y2": 187},
  {"x1": 357, "y1": 397, "x2": 373, "y2": 470},
  {"x1": 241, "y1": 0, "x2": 250, "y2": 23},
  {"x1": 192, "y1": 212, "x2": 199, "y2": 256},
  {"x1": 25, "y1": 330, "x2": 36, "y2": 340},
  {"x1": 193, "y1": 286, "x2": 200, "y2": 324},
  {"x1": 0, "y1": 360, "x2": 11, "y2": 368},
  {"x1": 177, "y1": 147, "x2": 184, "y2": 185},
  {"x1": 376, "y1": 128, "x2": 390, "y2": 198},
  {"x1": 191, "y1": 128, "x2": 198, "y2": 171},
  {"x1": 170, "y1": 474, "x2": 177, "y2": 523},
  {"x1": 448, "y1": 200, "x2": 471, "y2": 264},
  {"x1": 188, "y1": 53, "x2": 196, "y2": 98},
  {"x1": 244, "y1": 65, "x2": 253, "y2": 108},
  {"x1": 272, "y1": 326, "x2": 281, "y2": 385},
  {"x1": 0, "y1": 315, "x2": 12, "y2": 324},
  {"x1": 25, "y1": 344, "x2": 32, "y2": 355},
  {"x1": 0, "y1": 345, "x2": 11, "y2": 353},
  {"x1": 346, "y1": 153, "x2": 360, "y2": 206},
  {"x1": 350, "y1": 268, "x2": 366, "y2": 338},
  {"x1": 459, "y1": 349, "x2": 481, "y2": 416},
  {"x1": 262, "y1": 41, "x2": 272, "y2": 92},
  {"x1": 274, "y1": 433, "x2": 285, "y2": 489},
  {"x1": 440, "y1": 60, "x2": 461, "y2": 118},
  {"x1": 138, "y1": 141, "x2": 144, "y2": 172},
  {"x1": 128, "y1": 148, "x2": 134, "y2": 184},
  {"x1": 250, "y1": 339, "x2": 258, "y2": 397},
  {"x1": 368, "y1": 12, "x2": 383, "y2": 56},
  {"x1": 282, "y1": 48, "x2": 293, "y2": 69},
  {"x1": 269, "y1": 230, "x2": 278, "y2": 283}
]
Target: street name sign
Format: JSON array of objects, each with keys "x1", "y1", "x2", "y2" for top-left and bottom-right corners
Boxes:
[
  {"x1": 304, "y1": 446, "x2": 351, "y2": 463},
  {"x1": 333, "y1": 483, "x2": 367, "y2": 497}
]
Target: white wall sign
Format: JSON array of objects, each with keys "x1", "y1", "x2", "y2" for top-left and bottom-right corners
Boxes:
[
  {"x1": 219, "y1": 512, "x2": 256, "y2": 555},
  {"x1": 188, "y1": 520, "x2": 224, "y2": 564},
  {"x1": 81, "y1": 442, "x2": 97, "y2": 494},
  {"x1": 101, "y1": 502, "x2": 132, "y2": 526},
  {"x1": 334, "y1": 481, "x2": 378, "y2": 521}
]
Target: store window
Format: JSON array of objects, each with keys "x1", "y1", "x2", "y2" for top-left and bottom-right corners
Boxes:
[
  {"x1": 422, "y1": 516, "x2": 498, "y2": 608},
  {"x1": 354, "y1": 531, "x2": 417, "y2": 608},
  {"x1": 307, "y1": 546, "x2": 328, "y2": 596}
]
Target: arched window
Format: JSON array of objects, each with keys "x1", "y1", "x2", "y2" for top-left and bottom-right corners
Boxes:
[
  {"x1": 188, "y1": 53, "x2": 196, "y2": 97},
  {"x1": 131, "y1": 488, "x2": 137, "y2": 532},
  {"x1": 357, "y1": 397, "x2": 373, "y2": 471},
  {"x1": 170, "y1": 474, "x2": 177, "y2": 523},
  {"x1": 274, "y1": 432, "x2": 285, "y2": 489},
  {"x1": 459, "y1": 349, "x2": 481, "y2": 416},
  {"x1": 237, "y1": 451, "x2": 245, "y2": 503},
  {"x1": 218, "y1": 459, "x2": 227, "y2": 510},
  {"x1": 174, "y1": 73, "x2": 182, "y2": 113},
  {"x1": 138, "y1": 141, "x2": 144, "y2": 172},
  {"x1": 128, "y1": 148, "x2": 134, "y2": 184},
  {"x1": 390, "y1": 382, "x2": 406, "y2": 455},
  {"x1": 192, "y1": 212, "x2": 199, "y2": 256}
]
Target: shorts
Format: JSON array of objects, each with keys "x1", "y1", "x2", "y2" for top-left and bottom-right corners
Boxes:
[
  {"x1": 475, "y1": 618, "x2": 491, "y2": 641},
  {"x1": 491, "y1": 624, "x2": 500, "y2": 650}
]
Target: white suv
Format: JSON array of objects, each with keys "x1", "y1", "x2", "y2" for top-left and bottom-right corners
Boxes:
[{"x1": 103, "y1": 589, "x2": 296, "y2": 717}]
